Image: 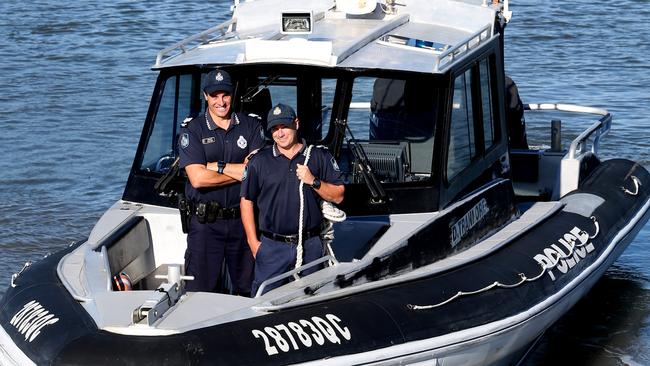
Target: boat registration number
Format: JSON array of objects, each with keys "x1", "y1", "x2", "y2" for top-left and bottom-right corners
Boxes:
[{"x1": 251, "y1": 314, "x2": 351, "y2": 356}]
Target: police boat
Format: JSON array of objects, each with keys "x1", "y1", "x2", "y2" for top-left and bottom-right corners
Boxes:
[{"x1": 2, "y1": 0, "x2": 649, "y2": 365}]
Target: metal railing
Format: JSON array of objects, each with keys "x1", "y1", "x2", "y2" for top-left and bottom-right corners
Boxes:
[
  {"x1": 155, "y1": 18, "x2": 237, "y2": 67},
  {"x1": 435, "y1": 24, "x2": 492, "y2": 72},
  {"x1": 525, "y1": 103, "x2": 612, "y2": 159},
  {"x1": 255, "y1": 255, "x2": 335, "y2": 298}
]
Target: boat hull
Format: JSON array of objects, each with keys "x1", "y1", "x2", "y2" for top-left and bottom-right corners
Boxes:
[{"x1": 1, "y1": 159, "x2": 649, "y2": 365}]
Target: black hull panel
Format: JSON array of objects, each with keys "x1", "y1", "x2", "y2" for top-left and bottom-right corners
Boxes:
[{"x1": 2, "y1": 159, "x2": 649, "y2": 365}]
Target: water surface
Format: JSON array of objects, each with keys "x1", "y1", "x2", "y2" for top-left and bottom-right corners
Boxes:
[{"x1": 0, "y1": 1, "x2": 648, "y2": 364}]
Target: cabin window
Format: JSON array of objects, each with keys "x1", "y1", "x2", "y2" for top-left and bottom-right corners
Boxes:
[
  {"x1": 338, "y1": 76, "x2": 437, "y2": 183},
  {"x1": 267, "y1": 78, "x2": 298, "y2": 109},
  {"x1": 479, "y1": 59, "x2": 494, "y2": 150},
  {"x1": 140, "y1": 73, "x2": 197, "y2": 173},
  {"x1": 447, "y1": 70, "x2": 477, "y2": 180},
  {"x1": 239, "y1": 75, "x2": 336, "y2": 142}
]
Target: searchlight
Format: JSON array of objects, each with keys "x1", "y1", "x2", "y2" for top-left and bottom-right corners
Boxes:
[{"x1": 281, "y1": 11, "x2": 313, "y2": 35}]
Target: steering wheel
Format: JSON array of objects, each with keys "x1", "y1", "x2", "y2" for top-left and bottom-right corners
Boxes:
[{"x1": 155, "y1": 152, "x2": 176, "y2": 173}]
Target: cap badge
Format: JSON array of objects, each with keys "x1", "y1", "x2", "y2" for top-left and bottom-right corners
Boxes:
[
  {"x1": 215, "y1": 72, "x2": 224, "y2": 81},
  {"x1": 273, "y1": 106, "x2": 282, "y2": 115}
]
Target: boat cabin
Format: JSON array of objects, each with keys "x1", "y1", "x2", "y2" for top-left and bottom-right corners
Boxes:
[
  {"x1": 125, "y1": 24, "x2": 509, "y2": 215},
  {"x1": 113, "y1": 0, "x2": 516, "y2": 295}
]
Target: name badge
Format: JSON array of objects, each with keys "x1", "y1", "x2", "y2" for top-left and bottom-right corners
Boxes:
[{"x1": 202, "y1": 137, "x2": 216, "y2": 145}]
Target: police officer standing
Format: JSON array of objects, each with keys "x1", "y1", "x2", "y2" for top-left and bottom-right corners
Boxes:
[
  {"x1": 179, "y1": 69, "x2": 265, "y2": 295},
  {"x1": 505, "y1": 75, "x2": 528, "y2": 149},
  {"x1": 240, "y1": 103, "x2": 344, "y2": 295}
]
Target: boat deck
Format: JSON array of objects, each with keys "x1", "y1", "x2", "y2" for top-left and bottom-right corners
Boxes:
[{"x1": 56, "y1": 196, "x2": 561, "y2": 334}]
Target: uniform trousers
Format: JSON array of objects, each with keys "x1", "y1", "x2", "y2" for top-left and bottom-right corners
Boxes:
[
  {"x1": 184, "y1": 216, "x2": 254, "y2": 294},
  {"x1": 252, "y1": 235, "x2": 324, "y2": 296}
]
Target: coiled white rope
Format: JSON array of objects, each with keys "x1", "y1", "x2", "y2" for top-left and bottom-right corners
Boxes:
[
  {"x1": 295, "y1": 146, "x2": 347, "y2": 271},
  {"x1": 295, "y1": 145, "x2": 314, "y2": 270}
]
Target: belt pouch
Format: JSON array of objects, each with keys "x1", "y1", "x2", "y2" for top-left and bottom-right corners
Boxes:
[
  {"x1": 206, "y1": 201, "x2": 219, "y2": 223},
  {"x1": 197, "y1": 202, "x2": 207, "y2": 224}
]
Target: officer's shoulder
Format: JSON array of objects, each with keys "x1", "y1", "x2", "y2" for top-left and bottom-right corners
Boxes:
[
  {"x1": 249, "y1": 145, "x2": 273, "y2": 162},
  {"x1": 236, "y1": 111, "x2": 262, "y2": 123},
  {"x1": 180, "y1": 113, "x2": 200, "y2": 128},
  {"x1": 246, "y1": 112, "x2": 263, "y2": 121},
  {"x1": 312, "y1": 144, "x2": 332, "y2": 156}
]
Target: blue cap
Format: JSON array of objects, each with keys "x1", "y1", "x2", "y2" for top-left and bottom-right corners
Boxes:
[
  {"x1": 203, "y1": 69, "x2": 233, "y2": 95},
  {"x1": 267, "y1": 103, "x2": 297, "y2": 131}
]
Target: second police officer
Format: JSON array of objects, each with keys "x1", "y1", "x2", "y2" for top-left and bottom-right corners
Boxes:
[
  {"x1": 179, "y1": 69, "x2": 265, "y2": 295},
  {"x1": 240, "y1": 103, "x2": 345, "y2": 296}
]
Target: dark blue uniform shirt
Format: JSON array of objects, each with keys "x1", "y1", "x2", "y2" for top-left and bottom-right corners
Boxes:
[
  {"x1": 179, "y1": 112, "x2": 265, "y2": 208},
  {"x1": 241, "y1": 142, "x2": 343, "y2": 235}
]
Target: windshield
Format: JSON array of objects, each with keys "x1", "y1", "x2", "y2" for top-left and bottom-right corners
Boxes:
[
  {"x1": 137, "y1": 69, "x2": 438, "y2": 188},
  {"x1": 140, "y1": 72, "x2": 201, "y2": 174}
]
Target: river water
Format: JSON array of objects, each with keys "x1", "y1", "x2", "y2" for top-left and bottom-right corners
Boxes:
[{"x1": 0, "y1": 1, "x2": 648, "y2": 364}]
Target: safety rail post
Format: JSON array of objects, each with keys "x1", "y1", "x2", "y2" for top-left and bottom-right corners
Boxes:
[{"x1": 551, "y1": 119, "x2": 562, "y2": 152}]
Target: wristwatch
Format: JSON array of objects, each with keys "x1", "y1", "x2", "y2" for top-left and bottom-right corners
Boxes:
[
  {"x1": 217, "y1": 161, "x2": 226, "y2": 174},
  {"x1": 311, "y1": 178, "x2": 321, "y2": 190}
]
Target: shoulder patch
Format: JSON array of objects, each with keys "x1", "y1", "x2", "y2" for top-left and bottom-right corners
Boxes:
[
  {"x1": 180, "y1": 133, "x2": 190, "y2": 149},
  {"x1": 330, "y1": 157, "x2": 340, "y2": 172}
]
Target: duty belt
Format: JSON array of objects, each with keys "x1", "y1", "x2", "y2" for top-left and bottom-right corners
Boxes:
[
  {"x1": 261, "y1": 227, "x2": 321, "y2": 244},
  {"x1": 188, "y1": 201, "x2": 240, "y2": 223}
]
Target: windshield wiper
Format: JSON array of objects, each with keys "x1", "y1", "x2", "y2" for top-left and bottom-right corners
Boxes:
[{"x1": 346, "y1": 124, "x2": 387, "y2": 204}]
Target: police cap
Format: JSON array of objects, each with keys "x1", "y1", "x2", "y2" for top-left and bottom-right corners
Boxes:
[
  {"x1": 204, "y1": 69, "x2": 233, "y2": 95},
  {"x1": 267, "y1": 103, "x2": 297, "y2": 131}
]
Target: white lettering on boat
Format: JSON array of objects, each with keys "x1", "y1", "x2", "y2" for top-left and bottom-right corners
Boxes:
[
  {"x1": 252, "y1": 314, "x2": 351, "y2": 356},
  {"x1": 10, "y1": 300, "x2": 59, "y2": 342},
  {"x1": 450, "y1": 198, "x2": 490, "y2": 247},
  {"x1": 533, "y1": 226, "x2": 595, "y2": 281}
]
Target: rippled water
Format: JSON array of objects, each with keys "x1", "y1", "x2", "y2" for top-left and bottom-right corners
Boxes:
[{"x1": 1, "y1": 0, "x2": 648, "y2": 364}]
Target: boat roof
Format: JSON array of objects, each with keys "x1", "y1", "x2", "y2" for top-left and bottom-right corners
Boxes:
[{"x1": 154, "y1": 0, "x2": 508, "y2": 74}]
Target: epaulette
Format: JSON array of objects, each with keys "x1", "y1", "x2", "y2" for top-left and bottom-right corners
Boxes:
[
  {"x1": 246, "y1": 147, "x2": 262, "y2": 162},
  {"x1": 181, "y1": 115, "x2": 195, "y2": 128},
  {"x1": 247, "y1": 113, "x2": 262, "y2": 120}
]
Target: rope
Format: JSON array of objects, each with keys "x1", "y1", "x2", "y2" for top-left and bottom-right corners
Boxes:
[
  {"x1": 407, "y1": 217, "x2": 600, "y2": 311},
  {"x1": 295, "y1": 145, "x2": 314, "y2": 270},
  {"x1": 321, "y1": 201, "x2": 346, "y2": 266},
  {"x1": 321, "y1": 220, "x2": 336, "y2": 266}
]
